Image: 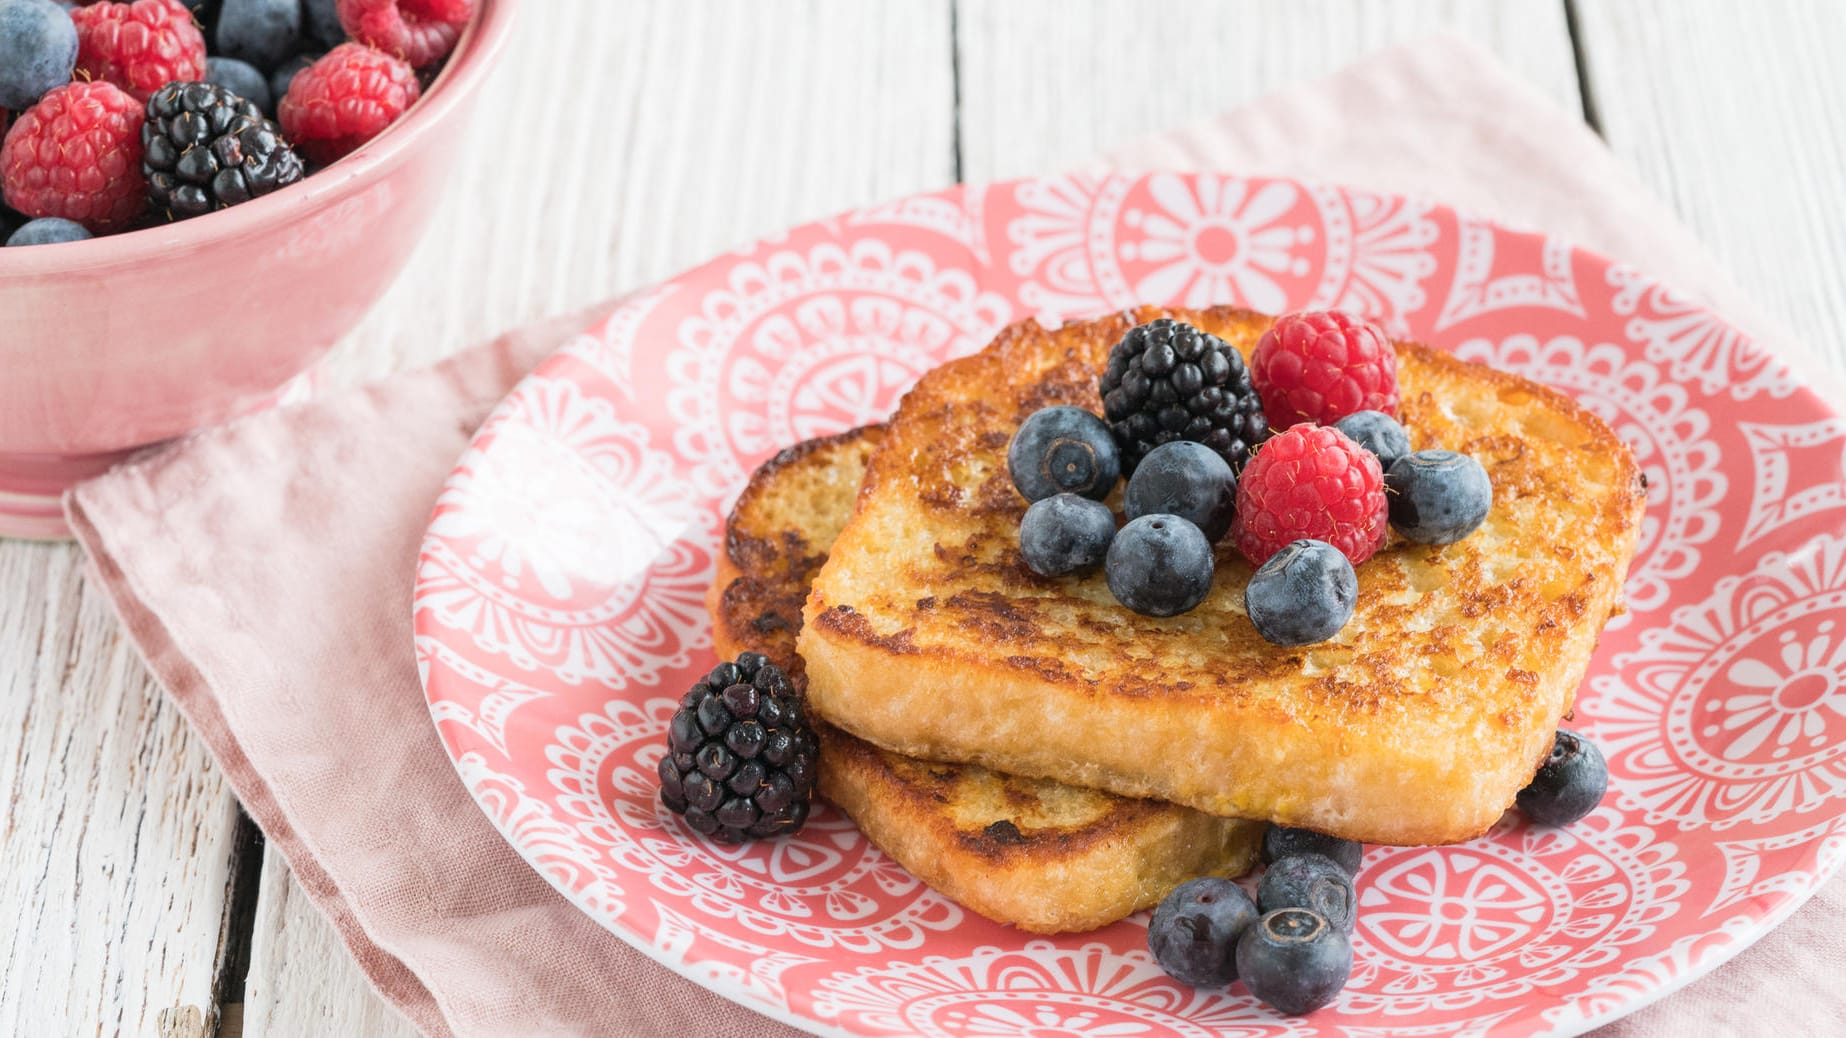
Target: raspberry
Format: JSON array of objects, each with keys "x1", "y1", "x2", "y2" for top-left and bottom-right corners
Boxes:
[
  {"x1": 1251, "y1": 311, "x2": 1400, "y2": 430},
  {"x1": 1231, "y1": 424, "x2": 1387, "y2": 568},
  {"x1": 335, "y1": 0, "x2": 470, "y2": 68},
  {"x1": 71, "y1": 0, "x2": 207, "y2": 102},
  {"x1": 0, "y1": 80, "x2": 146, "y2": 230},
  {"x1": 277, "y1": 42, "x2": 419, "y2": 165}
]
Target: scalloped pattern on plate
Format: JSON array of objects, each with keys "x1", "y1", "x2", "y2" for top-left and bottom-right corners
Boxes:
[{"x1": 415, "y1": 174, "x2": 1846, "y2": 1036}]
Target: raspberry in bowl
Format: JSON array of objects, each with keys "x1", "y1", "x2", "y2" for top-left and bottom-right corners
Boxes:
[{"x1": 0, "y1": 0, "x2": 512, "y2": 538}]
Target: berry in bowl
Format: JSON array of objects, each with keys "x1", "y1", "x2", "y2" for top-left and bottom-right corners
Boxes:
[{"x1": 0, "y1": 0, "x2": 512, "y2": 538}]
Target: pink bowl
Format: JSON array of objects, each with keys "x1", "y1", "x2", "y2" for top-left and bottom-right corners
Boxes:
[{"x1": 0, "y1": 0, "x2": 516, "y2": 539}]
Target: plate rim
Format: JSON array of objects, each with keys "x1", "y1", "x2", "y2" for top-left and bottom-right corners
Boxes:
[{"x1": 413, "y1": 169, "x2": 1846, "y2": 1038}]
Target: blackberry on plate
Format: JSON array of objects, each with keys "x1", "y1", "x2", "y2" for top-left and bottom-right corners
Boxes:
[
  {"x1": 660, "y1": 652, "x2": 818, "y2": 843},
  {"x1": 143, "y1": 81, "x2": 305, "y2": 220},
  {"x1": 1099, "y1": 319, "x2": 1268, "y2": 474}
]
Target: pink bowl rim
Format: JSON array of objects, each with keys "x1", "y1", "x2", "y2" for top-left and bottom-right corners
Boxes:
[{"x1": 0, "y1": 0, "x2": 516, "y2": 272}]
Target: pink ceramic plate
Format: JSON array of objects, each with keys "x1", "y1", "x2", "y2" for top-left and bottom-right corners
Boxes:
[{"x1": 414, "y1": 174, "x2": 1846, "y2": 1036}]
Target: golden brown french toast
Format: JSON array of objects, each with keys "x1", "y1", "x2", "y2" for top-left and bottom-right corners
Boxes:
[
  {"x1": 707, "y1": 426, "x2": 1263, "y2": 933},
  {"x1": 799, "y1": 306, "x2": 1645, "y2": 846}
]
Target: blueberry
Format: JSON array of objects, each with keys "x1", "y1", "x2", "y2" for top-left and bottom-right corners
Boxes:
[
  {"x1": 1516, "y1": 729, "x2": 1608, "y2": 826},
  {"x1": 1244, "y1": 539, "x2": 1356, "y2": 646},
  {"x1": 1123, "y1": 440, "x2": 1236, "y2": 542},
  {"x1": 1007, "y1": 405, "x2": 1121, "y2": 502},
  {"x1": 302, "y1": 0, "x2": 344, "y2": 50},
  {"x1": 1257, "y1": 854, "x2": 1356, "y2": 933},
  {"x1": 1261, "y1": 826, "x2": 1364, "y2": 876},
  {"x1": 1385, "y1": 449, "x2": 1493, "y2": 545},
  {"x1": 0, "y1": 0, "x2": 78, "y2": 111},
  {"x1": 216, "y1": 0, "x2": 302, "y2": 70},
  {"x1": 5, "y1": 217, "x2": 90, "y2": 247},
  {"x1": 206, "y1": 56, "x2": 274, "y2": 113},
  {"x1": 1236, "y1": 908, "x2": 1352, "y2": 1015},
  {"x1": 1105, "y1": 514, "x2": 1213, "y2": 617},
  {"x1": 1334, "y1": 410, "x2": 1411, "y2": 471},
  {"x1": 269, "y1": 52, "x2": 320, "y2": 102},
  {"x1": 1019, "y1": 494, "x2": 1116, "y2": 577},
  {"x1": 1147, "y1": 877, "x2": 1258, "y2": 987}
]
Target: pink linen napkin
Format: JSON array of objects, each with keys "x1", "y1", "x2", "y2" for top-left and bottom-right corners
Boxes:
[{"x1": 66, "y1": 32, "x2": 1841, "y2": 1037}]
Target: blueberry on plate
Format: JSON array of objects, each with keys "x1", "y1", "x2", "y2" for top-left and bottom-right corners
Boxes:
[
  {"x1": 1007, "y1": 405, "x2": 1122, "y2": 502},
  {"x1": 1105, "y1": 514, "x2": 1213, "y2": 617},
  {"x1": 1257, "y1": 853, "x2": 1356, "y2": 933},
  {"x1": 1019, "y1": 493, "x2": 1116, "y2": 577},
  {"x1": 1236, "y1": 907, "x2": 1352, "y2": 1015},
  {"x1": 5, "y1": 217, "x2": 90, "y2": 247},
  {"x1": 1334, "y1": 410, "x2": 1412, "y2": 471},
  {"x1": 1516, "y1": 729, "x2": 1608, "y2": 826},
  {"x1": 1261, "y1": 825, "x2": 1364, "y2": 875},
  {"x1": 1244, "y1": 539, "x2": 1356, "y2": 646},
  {"x1": 1147, "y1": 877, "x2": 1259, "y2": 987},
  {"x1": 1385, "y1": 449, "x2": 1493, "y2": 545},
  {"x1": 1123, "y1": 440, "x2": 1237, "y2": 542}
]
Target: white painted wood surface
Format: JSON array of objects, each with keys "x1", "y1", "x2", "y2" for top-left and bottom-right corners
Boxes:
[
  {"x1": 1573, "y1": 0, "x2": 1846, "y2": 377},
  {"x1": 2, "y1": 2, "x2": 1842, "y2": 1036}
]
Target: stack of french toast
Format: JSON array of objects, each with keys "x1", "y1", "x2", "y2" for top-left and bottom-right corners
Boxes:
[{"x1": 703, "y1": 304, "x2": 1643, "y2": 935}]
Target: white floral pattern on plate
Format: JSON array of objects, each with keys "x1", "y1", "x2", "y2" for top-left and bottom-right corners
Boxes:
[
  {"x1": 416, "y1": 174, "x2": 1846, "y2": 1037},
  {"x1": 1451, "y1": 334, "x2": 1726, "y2": 620},
  {"x1": 1588, "y1": 532, "x2": 1846, "y2": 829}
]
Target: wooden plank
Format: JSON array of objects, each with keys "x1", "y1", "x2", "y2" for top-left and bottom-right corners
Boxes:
[
  {"x1": 1572, "y1": 0, "x2": 1846, "y2": 375},
  {"x1": 0, "y1": 543, "x2": 242, "y2": 1037},
  {"x1": 315, "y1": 0, "x2": 961, "y2": 387},
  {"x1": 238, "y1": 1, "x2": 958, "y2": 1032},
  {"x1": 956, "y1": 0, "x2": 1582, "y2": 182},
  {"x1": 239, "y1": 852, "x2": 418, "y2": 1038}
]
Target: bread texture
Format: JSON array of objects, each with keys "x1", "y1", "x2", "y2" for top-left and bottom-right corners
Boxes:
[
  {"x1": 707, "y1": 425, "x2": 1262, "y2": 933},
  {"x1": 799, "y1": 305, "x2": 1645, "y2": 846}
]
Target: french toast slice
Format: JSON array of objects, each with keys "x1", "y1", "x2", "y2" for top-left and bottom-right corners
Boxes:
[
  {"x1": 799, "y1": 306, "x2": 1645, "y2": 846},
  {"x1": 707, "y1": 426, "x2": 1263, "y2": 934}
]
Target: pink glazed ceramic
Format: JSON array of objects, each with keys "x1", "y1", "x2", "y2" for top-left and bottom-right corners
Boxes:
[
  {"x1": 0, "y1": 0, "x2": 515, "y2": 540},
  {"x1": 418, "y1": 174, "x2": 1846, "y2": 1037}
]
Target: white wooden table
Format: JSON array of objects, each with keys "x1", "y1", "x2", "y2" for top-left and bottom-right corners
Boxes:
[{"x1": 3, "y1": 2, "x2": 1843, "y2": 1034}]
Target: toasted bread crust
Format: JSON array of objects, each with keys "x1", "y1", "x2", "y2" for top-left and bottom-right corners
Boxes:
[
  {"x1": 801, "y1": 306, "x2": 1645, "y2": 846},
  {"x1": 708, "y1": 424, "x2": 1260, "y2": 932}
]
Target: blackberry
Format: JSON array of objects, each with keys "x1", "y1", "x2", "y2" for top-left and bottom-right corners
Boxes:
[
  {"x1": 142, "y1": 81, "x2": 305, "y2": 221},
  {"x1": 1100, "y1": 319, "x2": 1268, "y2": 474},
  {"x1": 660, "y1": 652, "x2": 819, "y2": 843}
]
